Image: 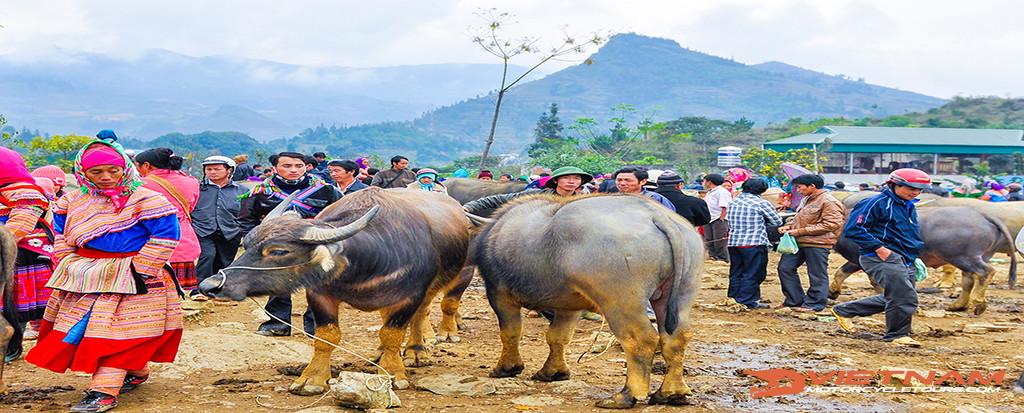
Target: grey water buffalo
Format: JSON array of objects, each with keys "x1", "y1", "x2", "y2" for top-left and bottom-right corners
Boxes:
[
  {"x1": 0, "y1": 226, "x2": 17, "y2": 394},
  {"x1": 829, "y1": 206, "x2": 1016, "y2": 315},
  {"x1": 474, "y1": 193, "x2": 703, "y2": 409},
  {"x1": 199, "y1": 187, "x2": 471, "y2": 393}
]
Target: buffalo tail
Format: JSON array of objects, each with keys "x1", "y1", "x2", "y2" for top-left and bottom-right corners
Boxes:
[
  {"x1": 653, "y1": 214, "x2": 702, "y2": 335},
  {"x1": 986, "y1": 213, "x2": 1017, "y2": 288}
]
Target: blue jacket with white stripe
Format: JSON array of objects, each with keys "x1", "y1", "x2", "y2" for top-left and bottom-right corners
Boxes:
[{"x1": 843, "y1": 188, "x2": 924, "y2": 262}]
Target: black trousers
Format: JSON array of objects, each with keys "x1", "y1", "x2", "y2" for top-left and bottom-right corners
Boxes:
[
  {"x1": 196, "y1": 231, "x2": 241, "y2": 289},
  {"x1": 727, "y1": 246, "x2": 769, "y2": 307}
]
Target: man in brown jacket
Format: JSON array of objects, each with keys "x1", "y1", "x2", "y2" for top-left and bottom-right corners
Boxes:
[{"x1": 776, "y1": 174, "x2": 845, "y2": 312}]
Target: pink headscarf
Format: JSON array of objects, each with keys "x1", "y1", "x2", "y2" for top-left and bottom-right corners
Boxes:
[
  {"x1": 76, "y1": 141, "x2": 140, "y2": 212},
  {"x1": 0, "y1": 146, "x2": 36, "y2": 187},
  {"x1": 81, "y1": 145, "x2": 126, "y2": 170}
]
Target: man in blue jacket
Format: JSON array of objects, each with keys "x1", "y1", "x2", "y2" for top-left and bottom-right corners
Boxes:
[{"x1": 832, "y1": 168, "x2": 930, "y2": 347}]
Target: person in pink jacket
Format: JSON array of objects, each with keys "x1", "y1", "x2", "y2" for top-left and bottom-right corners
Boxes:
[{"x1": 135, "y1": 148, "x2": 201, "y2": 295}]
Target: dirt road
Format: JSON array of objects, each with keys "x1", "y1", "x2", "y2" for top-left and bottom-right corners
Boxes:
[{"x1": 3, "y1": 255, "x2": 1022, "y2": 412}]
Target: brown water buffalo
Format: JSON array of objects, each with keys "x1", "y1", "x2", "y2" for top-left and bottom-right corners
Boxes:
[
  {"x1": 829, "y1": 207, "x2": 1016, "y2": 315},
  {"x1": 444, "y1": 177, "x2": 526, "y2": 214},
  {"x1": 474, "y1": 193, "x2": 703, "y2": 409},
  {"x1": 0, "y1": 225, "x2": 17, "y2": 394},
  {"x1": 199, "y1": 187, "x2": 470, "y2": 393}
]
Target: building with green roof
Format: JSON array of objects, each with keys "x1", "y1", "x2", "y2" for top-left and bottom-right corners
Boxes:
[{"x1": 762, "y1": 126, "x2": 1024, "y2": 179}]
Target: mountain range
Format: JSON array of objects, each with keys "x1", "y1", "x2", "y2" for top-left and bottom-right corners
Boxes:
[{"x1": 0, "y1": 33, "x2": 947, "y2": 163}]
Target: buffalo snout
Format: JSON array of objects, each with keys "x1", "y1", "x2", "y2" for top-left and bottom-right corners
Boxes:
[{"x1": 198, "y1": 271, "x2": 230, "y2": 300}]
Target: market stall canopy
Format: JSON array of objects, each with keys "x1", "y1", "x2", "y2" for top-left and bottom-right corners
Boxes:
[{"x1": 763, "y1": 126, "x2": 1024, "y2": 154}]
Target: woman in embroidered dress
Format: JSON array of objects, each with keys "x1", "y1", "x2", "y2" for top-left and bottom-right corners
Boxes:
[
  {"x1": 134, "y1": 148, "x2": 201, "y2": 295},
  {"x1": 25, "y1": 138, "x2": 182, "y2": 413},
  {"x1": 0, "y1": 146, "x2": 55, "y2": 360}
]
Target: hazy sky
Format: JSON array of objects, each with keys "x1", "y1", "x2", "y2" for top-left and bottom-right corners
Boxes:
[{"x1": 2, "y1": 0, "x2": 1022, "y2": 99}]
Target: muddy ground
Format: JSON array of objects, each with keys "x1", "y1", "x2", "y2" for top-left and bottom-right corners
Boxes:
[{"x1": 2, "y1": 254, "x2": 1023, "y2": 413}]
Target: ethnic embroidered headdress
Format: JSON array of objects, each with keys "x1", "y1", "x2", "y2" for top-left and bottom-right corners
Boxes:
[{"x1": 73, "y1": 135, "x2": 143, "y2": 211}]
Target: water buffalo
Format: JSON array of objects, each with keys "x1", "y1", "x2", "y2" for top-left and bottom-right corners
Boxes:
[
  {"x1": 474, "y1": 193, "x2": 703, "y2": 409},
  {"x1": 828, "y1": 207, "x2": 1016, "y2": 315},
  {"x1": 444, "y1": 177, "x2": 526, "y2": 214},
  {"x1": 199, "y1": 187, "x2": 470, "y2": 393},
  {"x1": 0, "y1": 226, "x2": 17, "y2": 394}
]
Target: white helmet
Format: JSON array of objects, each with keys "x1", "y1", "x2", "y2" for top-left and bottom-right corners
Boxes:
[{"x1": 202, "y1": 155, "x2": 236, "y2": 168}]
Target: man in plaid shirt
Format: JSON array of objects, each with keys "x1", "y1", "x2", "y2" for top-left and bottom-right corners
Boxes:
[{"x1": 726, "y1": 178, "x2": 783, "y2": 309}]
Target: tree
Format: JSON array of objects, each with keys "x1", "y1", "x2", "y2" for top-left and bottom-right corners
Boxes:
[
  {"x1": 740, "y1": 147, "x2": 826, "y2": 182},
  {"x1": 527, "y1": 103, "x2": 569, "y2": 157},
  {"x1": 470, "y1": 8, "x2": 605, "y2": 170},
  {"x1": 570, "y1": 104, "x2": 661, "y2": 161},
  {"x1": 22, "y1": 134, "x2": 95, "y2": 170}
]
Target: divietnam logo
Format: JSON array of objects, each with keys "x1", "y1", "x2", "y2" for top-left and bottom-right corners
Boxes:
[{"x1": 744, "y1": 369, "x2": 1005, "y2": 398}]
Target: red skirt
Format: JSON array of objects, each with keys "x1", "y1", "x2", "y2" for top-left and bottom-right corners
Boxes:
[{"x1": 25, "y1": 272, "x2": 183, "y2": 374}]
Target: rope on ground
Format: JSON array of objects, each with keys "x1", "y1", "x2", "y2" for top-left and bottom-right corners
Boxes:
[
  {"x1": 249, "y1": 297, "x2": 393, "y2": 377},
  {"x1": 254, "y1": 392, "x2": 332, "y2": 410},
  {"x1": 247, "y1": 297, "x2": 398, "y2": 409}
]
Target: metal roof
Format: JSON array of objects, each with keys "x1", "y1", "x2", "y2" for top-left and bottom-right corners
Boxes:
[{"x1": 762, "y1": 126, "x2": 1024, "y2": 154}]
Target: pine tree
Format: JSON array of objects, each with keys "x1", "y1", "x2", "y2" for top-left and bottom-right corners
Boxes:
[{"x1": 528, "y1": 103, "x2": 569, "y2": 157}]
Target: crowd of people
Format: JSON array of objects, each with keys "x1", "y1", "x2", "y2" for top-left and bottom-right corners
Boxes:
[{"x1": 2, "y1": 128, "x2": 1020, "y2": 411}]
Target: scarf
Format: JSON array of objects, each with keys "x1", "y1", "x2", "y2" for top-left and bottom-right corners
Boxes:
[
  {"x1": 0, "y1": 146, "x2": 36, "y2": 187},
  {"x1": 73, "y1": 139, "x2": 143, "y2": 212}
]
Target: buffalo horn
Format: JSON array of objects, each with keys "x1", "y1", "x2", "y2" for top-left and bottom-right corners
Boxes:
[
  {"x1": 265, "y1": 191, "x2": 301, "y2": 221},
  {"x1": 465, "y1": 212, "x2": 494, "y2": 226},
  {"x1": 300, "y1": 205, "x2": 381, "y2": 244}
]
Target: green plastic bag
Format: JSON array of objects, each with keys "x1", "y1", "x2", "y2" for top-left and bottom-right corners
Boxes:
[
  {"x1": 776, "y1": 233, "x2": 799, "y2": 255},
  {"x1": 914, "y1": 258, "x2": 928, "y2": 281}
]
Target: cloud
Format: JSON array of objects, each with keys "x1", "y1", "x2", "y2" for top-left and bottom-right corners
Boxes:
[{"x1": 1, "y1": 0, "x2": 1023, "y2": 98}]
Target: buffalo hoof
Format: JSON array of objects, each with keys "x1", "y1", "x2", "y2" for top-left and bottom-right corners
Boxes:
[
  {"x1": 489, "y1": 365, "x2": 524, "y2": 378},
  {"x1": 436, "y1": 331, "x2": 461, "y2": 343},
  {"x1": 649, "y1": 391, "x2": 691, "y2": 405},
  {"x1": 827, "y1": 291, "x2": 840, "y2": 300},
  {"x1": 289, "y1": 381, "x2": 327, "y2": 396},
  {"x1": 403, "y1": 345, "x2": 432, "y2": 367},
  {"x1": 596, "y1": 394, "x2": 637, "y2": 409},
  {"x1": 946, "y1": 304, "x2": 967, "y2": 312},
  {"x1": 531, "y1": 369, "x2": 570, "y2": 382},
  {"x1": 972, "y1": 302, "x2": 987, "y2": 315}
]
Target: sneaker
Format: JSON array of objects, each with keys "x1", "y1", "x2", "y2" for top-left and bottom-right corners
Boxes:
[
  {"x1": 890, "y1": 336, "x2": 922, "y2": 347},
  {"x1": 120, "y1": 374, "x2": 149, "y2": 393},
  {"x1": 70, "y1": 391, "x2": 117, "y2": 413},
  {"x1": 254, "y1": 328, "x2": 291, "y2": 337},
  {"x1": 830, "y1": 308, "x2": 856, "y2": 334}
]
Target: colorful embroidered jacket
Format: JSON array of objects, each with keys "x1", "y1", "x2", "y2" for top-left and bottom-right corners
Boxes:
[
  {"x1": 0, "y1": 183, "x2": 50, "y2": 241},
  {"x1": 237, "y1": 175, "x2": 341, "y2": 237},
  {"x1": 46, "y1": 187, "x2": 181, "y2": 294}
]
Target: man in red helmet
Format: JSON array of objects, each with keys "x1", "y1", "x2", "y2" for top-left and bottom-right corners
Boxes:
[{"x1": 831, "y1": 168, "x2": 929, "y2": 347}]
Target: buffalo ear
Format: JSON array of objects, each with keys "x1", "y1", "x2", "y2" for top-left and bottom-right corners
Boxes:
[{"x1": 300, "y1": 205, "x2": 381, "y2": 244}]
